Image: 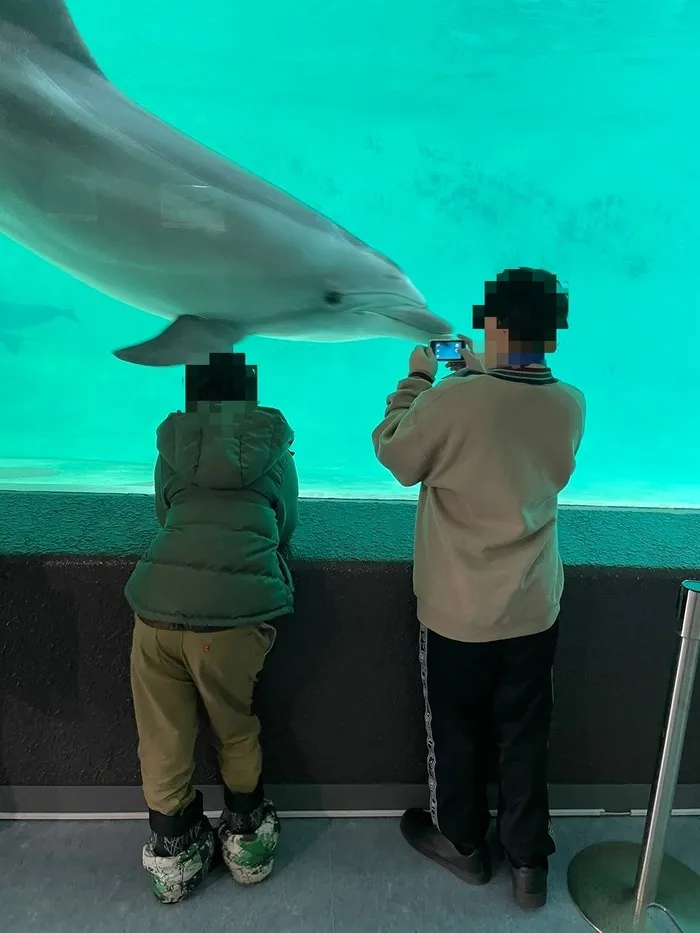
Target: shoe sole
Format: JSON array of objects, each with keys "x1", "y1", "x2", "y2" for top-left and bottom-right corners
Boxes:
[
  {"x1": 224, "y1": 857, "x2": 275, "y2": 886},
  {"x1": 400, "y1": 823, "x2": 491, "y2": 886},
  {"x1": 511, "y1": 876, "x2": 547, "y2": 910}
]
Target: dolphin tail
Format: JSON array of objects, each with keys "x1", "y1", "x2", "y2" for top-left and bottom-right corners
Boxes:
[
  {"x1": 113, "y1": 315, "x2": 246, "y2": 367},
  {"x1": 0, "y1": 0, "x2": 104, "y2": 74}
]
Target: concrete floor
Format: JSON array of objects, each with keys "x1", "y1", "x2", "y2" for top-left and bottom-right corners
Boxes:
[{"x1": 0, "y1": 816, "x2": 697, "y2": 932}]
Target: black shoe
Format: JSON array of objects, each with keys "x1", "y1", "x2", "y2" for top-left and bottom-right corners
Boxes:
[
  {"x1": 507, "y1": 855, "x2": 548, "y2": 910},
  {"x1": 400, "y1": 809, "x2": 492, "y2": 885}
]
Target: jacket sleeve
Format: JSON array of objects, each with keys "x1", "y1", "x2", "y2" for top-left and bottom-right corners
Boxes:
[
  {"x1": 371, "y1": 376, "x2": 446, "y2": 487},
  {"x1": 275, "y1": 452, "x2": 299, "y2": 546},
  {"x1": 153, "y1": 455, "x2": 171, "y2": 528}
]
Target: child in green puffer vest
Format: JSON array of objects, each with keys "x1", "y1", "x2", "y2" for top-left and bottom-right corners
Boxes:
[{"x1": 125, "y1": 352, "x2": 298, "y2": 905}]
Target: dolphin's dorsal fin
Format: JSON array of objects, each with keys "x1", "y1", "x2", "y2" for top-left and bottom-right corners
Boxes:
[{"x1": 1, "y1": 0, "x2": 103, "y2": 74}]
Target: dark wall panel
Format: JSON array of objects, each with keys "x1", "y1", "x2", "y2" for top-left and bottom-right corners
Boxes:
[{"x1": 0, "y1": 557, "x2": 698, "y2": 791}]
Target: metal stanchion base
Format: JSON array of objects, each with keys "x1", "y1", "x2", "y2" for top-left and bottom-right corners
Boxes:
[{"x1": 568, "y1": 842, "x2": 700, "y2": 933}]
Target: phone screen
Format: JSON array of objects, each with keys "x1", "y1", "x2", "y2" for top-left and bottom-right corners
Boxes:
[{"x1": 430, "y1": 339, "x2": 466, "y2": 362}]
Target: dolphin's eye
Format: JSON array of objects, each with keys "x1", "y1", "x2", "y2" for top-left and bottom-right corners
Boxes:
[{"x1": 324, "y1": 290, "x2": 342, "y2": 305}]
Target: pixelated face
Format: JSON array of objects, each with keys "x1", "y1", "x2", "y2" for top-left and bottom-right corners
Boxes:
[
  {"x1": 481, "y1": 317, "x2": 554, "y2": 363},
  {"x1": 190, "y1": 400, "x2": 257, "y2": 424},
  {"x1": 184, "y1": 353, "x2": 258, "y2": 410},
  {"x1": 473, "y1": 272, "x2": 566, "y2": 323},
  {"x1": 472, "y1": 268, "x2": 566, "y2": 365}
]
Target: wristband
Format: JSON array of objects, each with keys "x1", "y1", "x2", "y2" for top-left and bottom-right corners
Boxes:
[{"x1": 408, "y1": 371, "x2": 435, "y2": 384}]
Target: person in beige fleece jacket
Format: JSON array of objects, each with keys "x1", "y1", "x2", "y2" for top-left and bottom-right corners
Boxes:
[{"x1": 372, "y1": 268, "x2": 585, "y2": 911}]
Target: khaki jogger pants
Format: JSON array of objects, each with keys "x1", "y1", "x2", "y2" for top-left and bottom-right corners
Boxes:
[{"x1": 130, "y1": 615, "x2": 274, "y2": 816}]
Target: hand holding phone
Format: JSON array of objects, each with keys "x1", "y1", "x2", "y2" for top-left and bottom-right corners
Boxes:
[
  {"x1": 454, "y1": 334, "x2": 487, "y2": 372},
  {"x1": 430, "y1": 336, "x2": 486, "y2": 373},
  {"x1": 429, "y1": 338, "x2": 466, "y2": 362}
]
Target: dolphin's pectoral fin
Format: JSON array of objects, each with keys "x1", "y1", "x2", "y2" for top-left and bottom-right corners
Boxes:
[{"x1": 112, "y1": 316, "x2": 245, "y2": 367}]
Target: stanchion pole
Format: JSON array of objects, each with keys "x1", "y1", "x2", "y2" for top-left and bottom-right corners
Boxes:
[{"x1": 568, "y1": 580, "x2": 700, "y2": 933}]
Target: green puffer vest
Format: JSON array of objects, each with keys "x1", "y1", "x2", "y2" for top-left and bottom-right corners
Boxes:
[{"x1": 125, "y1": 405, "x2": 298, "y2": 627}]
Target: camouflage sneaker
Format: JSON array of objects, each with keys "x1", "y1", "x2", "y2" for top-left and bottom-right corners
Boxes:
[
  {"x1": 142, "y1": 826, "x2": 216, "y2": 904},
  {"x1": 218, "y1": 800, "x2": 280, "y2": 885}
]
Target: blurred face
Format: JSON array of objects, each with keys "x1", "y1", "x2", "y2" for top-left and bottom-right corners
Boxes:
[
  {"x1": 185, "y1": 400, "x2": 257, "y2": 419},
  {"x1": 483, "y1": 316, "x2": 556, "y2": 368},
  {"x1": 483, "y1": 316, "x2": 509, "y2": 368}
]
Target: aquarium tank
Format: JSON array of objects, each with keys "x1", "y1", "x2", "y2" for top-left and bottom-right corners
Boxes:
[{"x1": 1, "y1": 0, "x2": 698, "y2": 506}]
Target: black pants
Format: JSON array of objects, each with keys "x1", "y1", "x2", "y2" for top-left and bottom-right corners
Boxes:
[{"x1": 420, "y1": 621, "x2": 559, "y2": 865}]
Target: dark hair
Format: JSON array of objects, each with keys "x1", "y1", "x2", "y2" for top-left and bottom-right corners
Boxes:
[
  {"x1": 185, "y1": 352, "x2": 257, "y2": 407},
  {"x1": 473, "y1": 267, "x2": 568, "y2": 348}
]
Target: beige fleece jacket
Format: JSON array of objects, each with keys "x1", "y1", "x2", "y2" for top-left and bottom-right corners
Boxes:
[{"x1": 372, "y1": 366, "x2": 586, "y2": 643}]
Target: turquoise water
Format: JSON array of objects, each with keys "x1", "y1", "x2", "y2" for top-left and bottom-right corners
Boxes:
[{"x1": 1, "y1": 0, "x2": 699, "y2": 505}]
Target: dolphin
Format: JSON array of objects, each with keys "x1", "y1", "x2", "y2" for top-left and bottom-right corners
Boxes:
[
  {"x1": 0, "y1": 299, "x2": 77, "y2": 328},
  {"x1": 0, "y1": 1, "x2": 451, "y2": 366},
  {"x1": 0, "y1": 298, "x2": 77, "y2": 352}
]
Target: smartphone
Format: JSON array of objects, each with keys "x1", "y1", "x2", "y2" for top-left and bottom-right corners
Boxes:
[{"x1": 430, "y1": 338, "x2": 467, "y2": 362}]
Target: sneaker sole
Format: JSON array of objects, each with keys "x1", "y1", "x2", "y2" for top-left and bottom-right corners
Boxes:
[
  {"x1": 511, "y1": 877, "x2": 547, "y2": 910},
  {"x1": 224, "y1": 856, "x2": 275, "y2": 886},
  {"x1": 400, "y1": 823, "x2": 491, "y2": 886}
]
